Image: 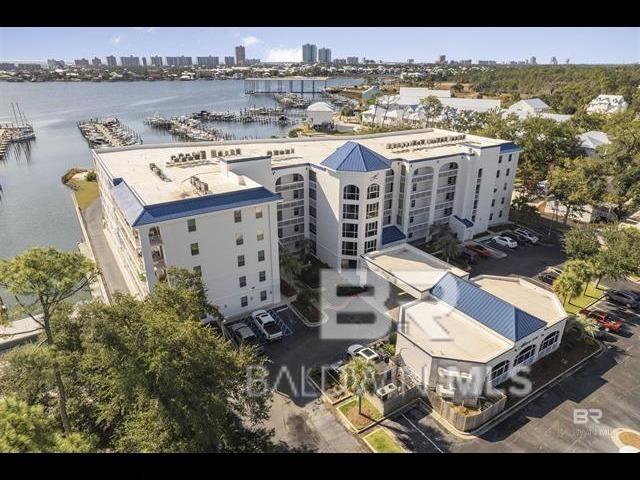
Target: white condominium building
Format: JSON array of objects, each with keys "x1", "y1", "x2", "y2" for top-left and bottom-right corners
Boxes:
[{"x1": 92, "y1": 128, "x2": 521, "y2": 317}]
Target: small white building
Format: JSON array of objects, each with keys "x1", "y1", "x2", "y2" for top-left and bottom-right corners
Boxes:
[
  {"x1": 578, "y1": 130, "x2": 611, "y2": 157},
  {"x1": 306, "y1": 102, "x2": 335, "y2": 127},
  {"x1": 586, "y1": 94, "x2": 628, "y2": 115},
  {"x1": 508, "y1": 98, "x2": 551, "y2": 114}
]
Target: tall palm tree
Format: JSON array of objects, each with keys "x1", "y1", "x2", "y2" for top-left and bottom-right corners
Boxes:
[
  {"x1": 340, "y1": 357, "x2": 378, "y2": 415},
  {"x1": 566, "y1": 314, "x2": 599, "y2": 343},
  {"x1": 564, "y1": 259, "x2": 597, "y2": 295},
  {"x1": 552, "y1": 270, "x2": 584, "y2": 306},
  {"x1": 432, "y1": 224, "x2": 460, "y2": 263}
]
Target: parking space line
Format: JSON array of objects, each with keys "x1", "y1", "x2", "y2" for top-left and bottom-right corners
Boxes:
[{"x1": 400, "y1": 413, "x2": 444, "y2": 453}]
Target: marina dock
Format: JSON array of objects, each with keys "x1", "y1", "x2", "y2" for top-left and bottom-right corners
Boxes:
[
  {"x1": 144, "y1": 115, "x2": 221, "y2": 142},
  {"x1": 77, "y1": 118, "x2": 142, "y2": 148},
  {"x1": 0, "y1": 103, "x2": 35, "y2": 161},
  {"x1": 244, "y1": 76, "x2": 328, "y2": 94}
]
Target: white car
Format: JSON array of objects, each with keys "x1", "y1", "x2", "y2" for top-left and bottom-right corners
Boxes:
[
  {"x1": 251, "y1": 310, "x2": 283, "y2": 342},
  {"x1": 514, "y1": 228, "x2": 539, "y2": 244},
  {"x1": 493, "y1": 235, "x2": 518, "y2": 249},
  {"x1": 347, "y1": 344, "x2": 380, "y2": 362}
]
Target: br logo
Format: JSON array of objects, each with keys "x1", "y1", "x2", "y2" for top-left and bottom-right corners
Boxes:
[{"x1": 573, "y1": 408, "x2": 602, "y2": 424}]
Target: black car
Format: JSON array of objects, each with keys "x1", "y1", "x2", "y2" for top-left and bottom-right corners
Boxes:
[
  {"x1": 502, "y1": 231, "x2": 529, "y2": 245},
  {"x1": 605, "y1": 290, "x2": 640, "y2": 310},
  {"x1": 538, "y1": 270, "x2": 560, "y2": 285}
]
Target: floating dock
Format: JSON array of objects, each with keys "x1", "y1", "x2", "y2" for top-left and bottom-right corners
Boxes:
[
  {"x1": 77, "y1": 118, "x2": 142, "y2": 148},
  {"x1": 144, "y1": 115, "x2": 221, "y2": 142}
]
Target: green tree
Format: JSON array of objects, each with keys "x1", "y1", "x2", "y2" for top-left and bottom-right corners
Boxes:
[
  {"x1": 564, "y1": 224, "x2": 601, "y2": 260},
  {"x1": 473, "y1": 111, "x2": 519, "y2": 141},
  {"x1": 593, "y1": 224, "x2": 640, "y2": 286},
  {"x1": 340, "y1": 357, "x2": 377, "y2": 415},
  {"x1": 279, "y1": 245, "x2": 303, "y2": 283},
  {"x1": 565, "y1": 314, "x2": 599, "y2": 344},
  {"x1": 552, "y1": 269, "x2": 584, "y2": 306},
  {"x1": 0, "y1": 396, "x2": 93, "y2": 453},
  {"x1": 432, "y1": 224, "x2": 461, "y2": 263},
  {"x1": 0, "y1": 247, "x2": 99, "y2": 434},
  {"x1": 419, "y1": 95, "x2": 443, "y2": 127},
  {"x1": 548, "y1": 156, "x2": 608, "y2": 223},
  {"x1": 564, "y1": 259, "x2": 596, "y2": 295}
]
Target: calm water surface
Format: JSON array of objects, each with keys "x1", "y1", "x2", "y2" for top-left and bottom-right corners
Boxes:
[{"x1": 0, "y1": 78, "x2": 362, "y2": 306}]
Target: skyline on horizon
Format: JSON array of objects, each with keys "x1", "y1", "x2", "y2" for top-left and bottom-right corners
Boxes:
[{"x1": 0, "y1": 27, "x2": 638, "y2": 65}]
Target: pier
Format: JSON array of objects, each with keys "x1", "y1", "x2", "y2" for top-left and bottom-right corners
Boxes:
[
  {"x1": 0, "y1": 103, "x2": 35, "y2": 161},
  {"x1": 144, "y1": 115, "x2": 222, "y2": 142},
  {"x1": 244, "y1": 76, "x2": 328, "y2": 94},
  {"x1": 77, "y1": 118, "x2": 142, "y2": 148},
  {"x1": 189, "y1": 106, "x2": 306, "y2": 127}
]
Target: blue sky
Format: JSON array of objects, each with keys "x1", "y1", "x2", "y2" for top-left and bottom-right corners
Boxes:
[{"x1": 1, "y1": 27, "x2": 638, "y2": 64}]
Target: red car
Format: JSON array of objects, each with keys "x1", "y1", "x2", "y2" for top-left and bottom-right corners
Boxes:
[
  {"x1": 466, "y1": 244, "x2": 492, "y2": 258},
  {"x1": 579, "y1": 309, "x2": 624, "y2": 333}
]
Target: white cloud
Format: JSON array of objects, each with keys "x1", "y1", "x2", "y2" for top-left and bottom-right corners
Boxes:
[
  {"x1": 133, "y1": 27, "x2": 156, "y2": 32},
  {"x1": 266, "y1": 47, "x2": 301, "y2": 62},
  {"x1": 242, "y1": 36, "x2": 261, "y2": 47},
  {"x1": 109, "y1": 35, "x2": 121, "y2": 44}
]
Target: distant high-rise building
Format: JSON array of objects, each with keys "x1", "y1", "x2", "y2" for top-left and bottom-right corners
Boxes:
[
  {"x1": 47, "y1": 59, "x2": 66, "y2": 70},
  {"x1": 224, "y1": 56, "x2": 235, "y2": 67},
  {"x1": 302, "y1": 44, "x2": 317, "y2": 63},
  {"x1": 91, "y1": 57, "x2": 102, "y2": 67},
  {"x1": 150, "y1": 56, "x2": 163, "y2": 67},
  {"x1": 141, "y1": 57, "x2": 147, "y2": 67},
  {"x1": 346, "y1": 56, "x2": 359, "y2": 65},
  {"x1": 478, "y1": 60, "x2": 497, "y2": 65},
  {"x1": 333, "y1": 58, "x2": 347, "y2": 65},
  {"x1": 0, "y1": 63, "x2": 16, "y2": 71},
  {"x1": 197, "y1": 56, "x2": 219, "y2": 67},
  {"x1": 120, "y1": 56, "x2": 141, "y2": 68},
  {"x1": 166, "y1": 56, "x2": 193, "y2": 67},
  {"x1": 245, "y1": 58, "x2": 260, "y2": 66},
  {"x1": 566, "y1": 58, "x2": 570, "y2": 64},
  {"x1": 318, "y1": 47, "x2": 332, "y2": 64},
  {"x1": 437, "y1": 54, "x2": 446, "y2": 64},
  {"x1": 235, "y1": 45, "x2": 246, "y2": 66},
  {"x1": 407, "y1": 59, "x2": 414, "y2": 64},
  {"x1": 530, "y1": 56, "x2": 537, "y2": 65},
  {"x1": 106, "y1": 56, "x2": 117, "y2": 68},
  {"x1": 550, "y1": 56, "x2": 558, "y2": 65},
  {"x1": 74, "y1": 58, "x2": 90, "y2": 67}
]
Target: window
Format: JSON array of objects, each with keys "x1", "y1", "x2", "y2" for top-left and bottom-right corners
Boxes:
[
  {"x1": 385, "y1": 199, "x2": 393, "y2": 210},
  {"x1": 190, "y1": 243, "x2": 199, "y2": 256},
  {"x1": 343, "y1": 185, "x2": 359, "y2": 200},
  {"x1": 499, "y1": 210, "x2": 503, "y2": 218},
  {"x1": 278, "y1": 228, "x2": 283, "y2": 238},
  {"x1": 341, "y1": 259, "x2": 358, "y2": 269},
  {"x1": 496, "y1": 170, "x2": 501, "y2": 178},
  {"x1": 540, "y1": 331, "x2": 560, "y2": 353},
  {"x1": 257, "y1": 229, "x2": 264, "y2": 241},
  {"x1": 412, "y1": 183, "x2": 417, "y2": 192},
  {"x1": 255, "y1": 207, "x2": 263, "y2": 219},
  {"x1": 503, "y1": 183, "x2": 507, "y2": 191},
  {"x1": 237, "y1": 255, "x2": 245, "y2": 267},
  {"x1": 366, "y1": 203, "x2": 379, "y2": 219},
  {"x1": 293, "y1": 207, "x2": 302, "y2": 216},
  {"x1": 409, "y1": 216, "x2": 414, "y2": 223},
  {"x1": 447, "y1": 176, "x2": 456, "y2": 186},
  {"x1": 506, "y1": 168, "x2": 510, "y2": 176},
  {"x1": 384, "y1": 215, "x2": 391, "y2": 225},
  {"x1": 514, "y1": 345, "x2": 537, "y2": 366},
  {"x1": 309, "y1": 206, "x2": 317, "y2": 218},
  {"x1": 491, "y1": 199, "x2": 495, "y2": 207},
  {"x1": 508, "y1": 154, "x2": 512, "y2": 162},
  {"x1": 187, "y1": 218, "x2": 197, "y2": 232},
  {"x1": 490, "y1": 360, "x2": 510, "y2": 385},
  {"x1": 498, "y1": 155, "x2": 503, "y2": 164},
  {"x1": 449, "y1": 162, "x2": 457, "y2": 170},
  {"x1": 309, "y1": 170, "x2": 317, "y2": 182},
  {"x1": 234, "y1": 210, "x2": 242, "y2": 223},
  {"x1": 493, "y1": 187, "x2": 498, "y2": 193},
  {"x1": 364, "y1": 239, "x2": 377, "y2": 253},
  {"x1": 277, "y1": 210, "x2": 282, "y2": 222},
  {"x1": 477, "y1": 168, "x2": 483, "y2": 178},
  {"x1": 367, "y1": 184, "x2": 380, "y2": 199},
  {"x1": 258, "y1": 250, "x2": 265, "y2": 262},
  {"x1": 239, "y1": 276, "x2": 247, "y2": 288},
  {"x1": 241, "y1": 296, "x2": 248, "y2": 307},
  {"x1": 342, "y1": 241, "x2": 358, "y2": 256},
  {"x1": 343, "y1": 204, "x2": 359, "y2": 220},
  {"x1": 443, "y1": 207, "x2": 453, "y2": 216},
  {"x1": 294, "y1": 225, "x2": 301, "y2": 233},
  {"x1": 193, "y1": 266, "x2": 202, "y2": 275},
  {"x1": 293, "y1": 189, "x2": 302, "y2": 199},
  {"x1": 501, "y1": 197, "x2": 505, "y2": 205},
  {"x1": 309, "y1": 187, "x2": 316, "y2": 200},
  {"x1": 365, "y1": 221, "x2": 378, "y2": 238},
  {"x1": 309, "y1": 223, "x2": 317, "y2": 234},
  {"x1": 342, "y1": 223, "x2": 358, "y2": 238},
  {"x1": 260, "y1": 290, "x2": 267, "y2": 301},
  {"x1": 445, "y1": 191, "x2": 454, "y2": 201},
  {"x1": 259, "y1": 271, "x2": 266, "y2": 282},
  {"x1": 489, "y1": 213, "x2": 493, "y2": 221},
  {"x1": 235, "y1": 233, "x2": 244, "y2": 246},
  {"x1": 475, "y1": 184, "x2": 481, "y2": 194}
]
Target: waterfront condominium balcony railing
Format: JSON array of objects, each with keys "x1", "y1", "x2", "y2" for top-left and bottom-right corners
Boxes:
[{"x1": 275, "y1": 181, "x2": 305, "y2": 193}]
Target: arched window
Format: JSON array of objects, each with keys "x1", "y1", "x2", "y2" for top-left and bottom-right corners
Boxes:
[
  {"x1": 367, "y1": 184, "x2": 380, "y2": 200},
  {"x1": 539, "y1": 331, "x2": 560, "y2": 354},
  {"x1": 275, "y1": 177, "x2": 282, "y2": 186},
  {"x1": 343, "y1": 185, "x2": 359, "y2": 200},
  {"x1": 514, "y1": 344, "x2": 537, "y2": 367},
  {"x1": 490, "y1": 360, "x2": 510, "y2": 385}
]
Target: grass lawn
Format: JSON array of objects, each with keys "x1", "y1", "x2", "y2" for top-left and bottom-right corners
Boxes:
[
  {"x1": 363, "y1": 428, "x2": 405, "y2": 453},
  {"x1": 69, "y1": 178, "x2": 99, "y2": 210},
  {"x1": 563, "y1": 282, "x2": 607, "y2": 315},
  {"x1": 338, "y1": 397, "x2": 382, "y2": 431}
]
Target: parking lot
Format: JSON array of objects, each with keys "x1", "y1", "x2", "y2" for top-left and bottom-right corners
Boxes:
[{"x1": 223, "y1": 306, "x2": 296, "y2": 347}]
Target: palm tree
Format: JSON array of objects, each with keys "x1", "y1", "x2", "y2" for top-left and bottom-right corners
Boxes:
[
  {"x1": 432, "y1": 224, "x2": 460, "y2": 263},
  {"x1": 566, "y1": 314, "x2": 599, "y2": 343},
  {"x1": 552, "y1": 270, "x2": 584, "y2": 306},
  {"x1": 564, "y1": 259, "x2": 597, "y2": 295},
  {"x1": 340, "y1": 357, "x2": 378, "y2": 415},
  {"x1": 279, "y1": 245, "x2": 303, "y2": 283}
]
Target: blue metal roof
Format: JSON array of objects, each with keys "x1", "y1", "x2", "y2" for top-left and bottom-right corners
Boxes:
[
  {"x1": 453, "y1": 215, "x2": 474, "y2": 228},
  {"x1": 381, "y1": 226, "x2": 406, "y2": 245},
  {"x1": 111, "y1": 180, "x2": 281, "y2": 227},
  {"x1": 500, "y1": 142, "x2": 522, "y2": 153},
  {"x1": 430, "y1": 273, "x2": 546, "y2": 342},
  {"x1": 320, "y1": 141, "x2": 391, "y2": 172}
]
